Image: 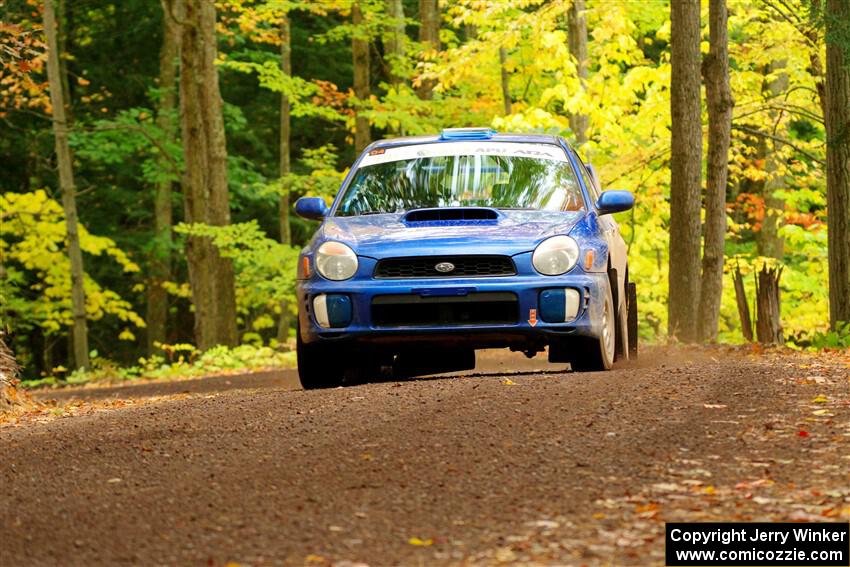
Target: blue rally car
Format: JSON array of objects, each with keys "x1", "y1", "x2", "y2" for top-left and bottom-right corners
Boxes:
[{"x1": 294, "y1": 128, "x2": 637, "y2": 389}]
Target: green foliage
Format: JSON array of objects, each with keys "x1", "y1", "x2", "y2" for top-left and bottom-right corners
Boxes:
[
  {"x1": 222, "y1": 59, "x2": 345, "y2": 123},
  {"x1": 174, "y1": 221, "x2": 300, "y2": 339},
  {"x1": 807, "y1": 322, "x2": 850, "y2": 350},
  {"x1": 70, "y1": 106, "x2": 182, "y2": 187}
]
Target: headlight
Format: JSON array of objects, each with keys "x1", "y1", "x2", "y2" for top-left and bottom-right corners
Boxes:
[
  {"x1": 532, "y1": 236, "x2": 580, "y2": 276},
  {"x1": 315, "y1": 241, "x2": 358, "y2": 280}
]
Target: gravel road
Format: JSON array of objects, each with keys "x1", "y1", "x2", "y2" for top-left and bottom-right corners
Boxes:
[{"x1": 2, "y1": 347, "x2": 848, "y2": 566}]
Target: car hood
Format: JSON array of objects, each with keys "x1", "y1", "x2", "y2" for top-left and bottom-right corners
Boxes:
[{"x1": 318, "y1": 210, "x2": 586, "y2": 258}]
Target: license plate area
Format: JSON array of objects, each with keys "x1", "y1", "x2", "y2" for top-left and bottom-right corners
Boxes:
[{"x1": 371, "y1": 292, "x2": 519, "y2": 327}]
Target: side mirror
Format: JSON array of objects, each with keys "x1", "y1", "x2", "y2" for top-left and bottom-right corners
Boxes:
[
  {"x1": 295, "y1": 197, "x2": 329, "y2": 220},
  {"x1": 596, "y1": 190, "x2": 634, "y2": 215}
]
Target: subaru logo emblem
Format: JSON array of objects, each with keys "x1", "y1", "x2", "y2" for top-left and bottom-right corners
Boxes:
[{"x1": 435, "y1": 262, "x2": 455, "y2": 273}]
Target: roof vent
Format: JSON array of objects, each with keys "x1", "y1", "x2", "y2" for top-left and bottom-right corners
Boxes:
[
  {"x1": 402, "y1": 207, "x2": 500, "y2": 225},
  {"x1": 439, "y1": 127, "x2": 497, "y2": 141}
]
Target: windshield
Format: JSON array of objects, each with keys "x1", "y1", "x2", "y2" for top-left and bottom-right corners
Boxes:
[{"x1": 335, "y1": 142, "x2": 585, "y2": 216}]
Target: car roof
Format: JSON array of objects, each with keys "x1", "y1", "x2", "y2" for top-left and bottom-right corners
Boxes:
[{"x1": 368, "y1": 132, "x2": 569, "y2": 151}]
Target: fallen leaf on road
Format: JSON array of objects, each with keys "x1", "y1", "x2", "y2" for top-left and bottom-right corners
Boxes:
[
  {"x1": 527, "y1": 520, "x2": 559, "y2": 529},
  {"x1": 812, "y1": 395, "x2": 829, "y2": 403},
  {"x1": 408, "y1": 537, "x2": 433, "y2": 546},
  {"x1": 798, "y1": 430, "x2": 810, "y2": 437},
  {"x1": 735, "y1": 479, "x2": 774, "y2": 490},
  {"x1": 502, "y1": 378, "x2": 516, "y2": 385}
]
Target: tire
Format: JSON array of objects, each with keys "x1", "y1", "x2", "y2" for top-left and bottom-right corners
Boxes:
[
  {"x1": 297, "y1": 329, "x2": 345, "y2": 389},
  {"x1": 570, "y1": 280, "x2": 616, "y2": 372},
  {"x1": 627, "y1": 282, "x2": 638, "y2": 359}
]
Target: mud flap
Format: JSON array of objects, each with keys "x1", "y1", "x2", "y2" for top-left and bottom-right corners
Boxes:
[
  {"x1": 608, "y1": 268, "x2": 628, "y2": 361},
  {"x1": 627, "y1": 282, "x2": 638, "y2": 358}
]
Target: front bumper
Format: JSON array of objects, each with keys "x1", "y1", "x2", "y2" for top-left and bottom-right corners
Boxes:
[{"x1": 297, "y1": 252, "x2": 608, "y2": 349}]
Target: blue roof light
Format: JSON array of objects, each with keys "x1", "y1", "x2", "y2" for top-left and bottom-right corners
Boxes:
[{"x1": 439, "y1": 127, "x2": 497, "y2": 141}]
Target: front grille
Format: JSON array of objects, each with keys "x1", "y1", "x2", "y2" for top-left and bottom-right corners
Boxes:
[
  {"x1": 374, "y1": 255, "x2": 516, "y2": 279},
  {"x1": 372, "y1": 292, "x2": 519, "y2": 327}
]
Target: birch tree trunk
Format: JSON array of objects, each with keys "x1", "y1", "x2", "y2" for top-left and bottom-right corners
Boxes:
[
  {"x1": 179, "y1": 0, "x2": 238, "y2": 350},
  {"x1": 825, "y1": 0, "x2": 850, "y2": 329},
  {"x1": 697, "y1": 0, "x2": 733, "y2": 343},
  {"x1": 44, "y1": 0, "x2": 89, "y2": 369},
  {"x1": 352, "y1": 2, "x2": 371, "y2": 153},
  {"x1": 668, "y1": 0, "x2": 703, "y2": 343},
  {"x1": 147, "y1": 0, "x2": 181, "y2": 354},
  {"x1": 567, "y1": 0, "x2": 588, "y2": 146},
  {"x1": 277, "y1": 13, "x2": 292, "y2": 343},
  {"x1": 416, "y1": 0, "x2": 439, "y2": 100}
]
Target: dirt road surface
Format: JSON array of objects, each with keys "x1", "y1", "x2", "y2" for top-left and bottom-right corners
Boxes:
[{"x1": 2, "y1": 347, "x2": 849, "y2": 566}]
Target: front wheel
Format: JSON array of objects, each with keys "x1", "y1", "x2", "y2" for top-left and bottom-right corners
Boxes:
[
  {"x1": 297, "y1": 330, "x2": 345, "y2": 389},
  {"x1": 569, "y1": 281, "x2": 616, "y2": 372}
]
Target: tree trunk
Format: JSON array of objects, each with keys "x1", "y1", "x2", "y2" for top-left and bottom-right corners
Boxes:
[
  {"x1": 806, "y1": 0, "x2": 827, "y2": 118},
  {"x1": 697, "y1": 0, "x2": 733, "y2": 343},
  {"x1": 279, "y1": 15, "x2": 292, "y2": 247},
  {"x1": 57, "y1": 0, "x2": 72, "y2": 120},
  {"x1": 667, "y1": 0, "x2": 703, "y2": 343},
  {"x1": 352, "y1": 2, "x2": 371, "y2": 153},
  {"x1": 179, "y1": 0, "x2": 239, "y2": 350},
  {"x1": 277, "y1": 13, "x2": 292, "y2": 344},
  {"x1": 567, "y1": 0, "x2": 588, "y2": 146},
  {"x1": 147, "y1": 0, "x2": 182, "y2": 354},
  {"x1": 825, "y1": 0, "x2": 850, "y2": 329},
  {"x1": 755, "y1": 264, "x2": 783, "y2": 345},
  {"x1": 416, "y1": 0, "x2": 439, "y2": 99},
  {"x1": 757, "y1": 61, "x2": 789, "y2": 260},
  {"x1": 733, "y1": 266, "x2": 754, "y2": 342},
  {"x1": 44, "y1": 0, "x2": 89, "y2": 370},
  {"x1": 498, "y1": 47, "x2": 511, "y2": 115},
  {"x1": 385, "y1": 0, "x2": 405, "y2": 88}
]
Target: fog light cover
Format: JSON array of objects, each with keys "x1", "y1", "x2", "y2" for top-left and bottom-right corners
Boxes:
[
  {"x1": 313, "y1": 294, "x2": 353, "y2": 328},
  {"x1": 539, "y1": 288, "x2": 581, "y2": 323}
]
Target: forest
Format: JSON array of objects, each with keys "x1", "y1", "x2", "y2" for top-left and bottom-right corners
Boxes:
[{"x1": 1, "y1": 0, "x2": 849, "y2": 382}]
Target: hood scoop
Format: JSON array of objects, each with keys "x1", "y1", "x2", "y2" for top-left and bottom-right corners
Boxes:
[{"x1": 402, "y1": 207, "x2": 500, "y2": 227}]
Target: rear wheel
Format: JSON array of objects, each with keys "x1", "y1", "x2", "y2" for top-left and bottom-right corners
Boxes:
[
  {"x1": 297, "y1": 330, "x2": 345, "y2": 389},
  {"x1": 569, "y1": 281, "x2": 616, "y2": 372},
  {"x1": 627, "y1": 282, "x2": 638, "y2": 358}
]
